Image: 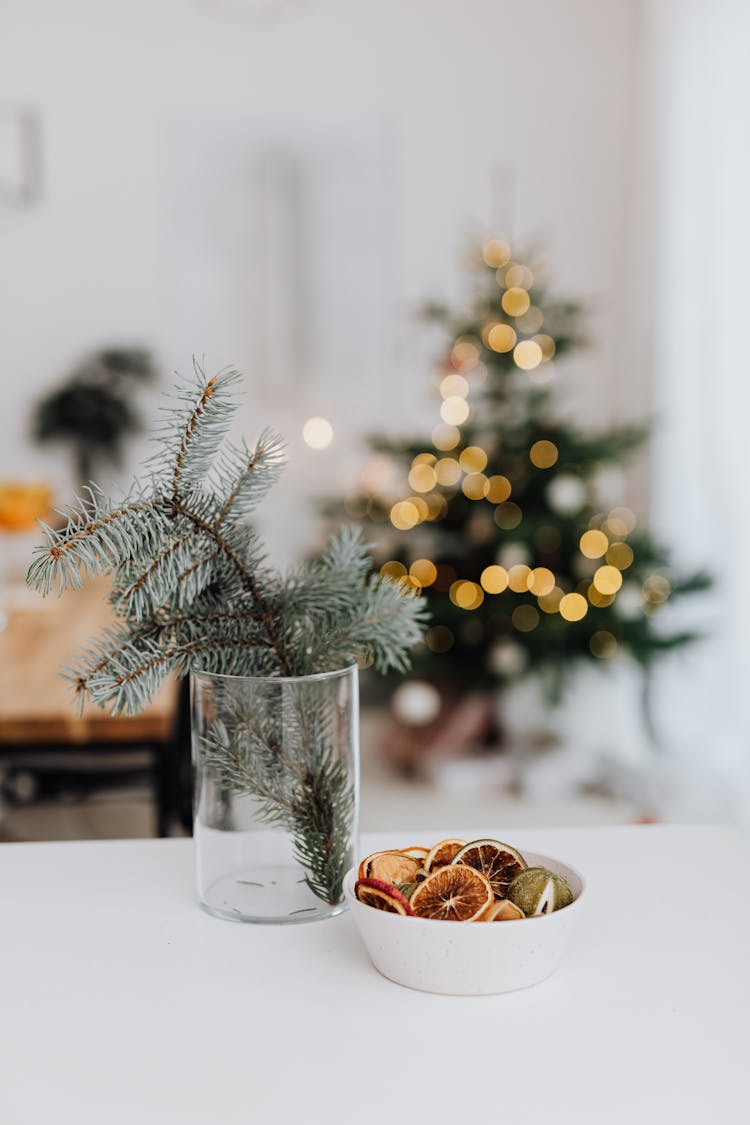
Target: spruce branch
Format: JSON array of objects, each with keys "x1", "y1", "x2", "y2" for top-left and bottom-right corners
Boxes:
[{"x1": 28, "y1": 363, "x2": 426, "y2": 903}]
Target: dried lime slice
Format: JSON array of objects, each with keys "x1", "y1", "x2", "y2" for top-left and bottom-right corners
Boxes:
[
  {"x1": 506, "y1": 867, "x2": 573, "y2": 916},
  {"x1": 396, "y1": 881, "x2": 420, "y2": 900}
]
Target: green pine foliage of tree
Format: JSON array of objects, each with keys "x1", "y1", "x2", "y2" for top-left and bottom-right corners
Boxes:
[{"x1": 326, "y1": 242, "x2": 710, "y2": 703}]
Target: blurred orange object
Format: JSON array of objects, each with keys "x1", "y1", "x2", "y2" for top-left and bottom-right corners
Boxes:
[{"x1": 0, "y1": 481, "x2": 52, "y2": 532}]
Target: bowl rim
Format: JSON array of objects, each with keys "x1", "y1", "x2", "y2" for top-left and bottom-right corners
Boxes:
[{"x1": 343, "y1": 848, "x2": 586, "y2": 927}]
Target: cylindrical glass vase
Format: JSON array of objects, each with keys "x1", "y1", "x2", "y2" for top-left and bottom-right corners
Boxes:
[{"x1": 192, "y1": 665, "x2": 359, "y2": 924}]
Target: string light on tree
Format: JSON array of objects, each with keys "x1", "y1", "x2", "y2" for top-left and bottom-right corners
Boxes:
[{"x1": 330, "y1": 237, "x2": 710, "y2": 728}]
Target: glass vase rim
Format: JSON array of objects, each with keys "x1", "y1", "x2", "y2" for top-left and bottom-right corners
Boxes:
[{"x1": 191, "y1": 662, "x2": 358, "y2": 686}]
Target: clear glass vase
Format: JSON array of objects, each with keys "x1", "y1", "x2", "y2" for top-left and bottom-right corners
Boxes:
[{"x1": 191, "y1": 665, "x2": 359, "y2": 924}]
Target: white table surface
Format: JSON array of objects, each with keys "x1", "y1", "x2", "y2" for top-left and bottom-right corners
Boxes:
[{"x1": 2, "y1": 824, "x2": 748, "y2": 1125}]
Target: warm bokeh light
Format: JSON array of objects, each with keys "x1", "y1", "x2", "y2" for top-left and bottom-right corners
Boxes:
[
  {"x1": 451, "y1": 338, "x2": 481, "y2": 370},
  {"x1": 494, "y1": 501, "x2": 522, "y2": 529},
  {"x1": 590, "y1": 631, "x2": 618, "y2": 659},
  {"x1": 588, "y1": 584, "x2": 615, "y2": 607},
  {"x1": 408, "y1": 463, "x2": 437, "y2": 492},
  {"x1": 530, "y1": 440, "x2": 559, "y2": 468},
  {"x1": 508, "y1": 563, "x2": 532, "y2": 593},
  {"x1": 302, "y1": 416, "x2": 334, "y2": 449},
  {"x1": 459, "y1": 446, "x2": 488, "y2": 473},
  {"x1": 462, "y1": 472, "x2": 488, "y2": 500},
  {"x1": 593, "y1": 565, "x2": 623, "y2": 595},
  {"x1": 501, "y1": 287, "x2": 531, "y2": 317},
  {"x1": 485, "y1": 474, "x2": 512, "y2": 503},
  {"x1": 559, "y1": 592, "x2": 588, "y2": 621},
  {"x1": 410, "y1": 558, "x2": 438, "y2": 587},
  {"x1": 400, "y1": 574, "x2": 422, "y2": 593},
  {"x1": 487, "y1": 323, "x2": 517, "y2": 353},
  {"x1": 504, "y1": 264, "x2": 534, "y2": 290},
  {"x1": 643, "y1": 575, "x2": 671, "y2": 604},
  {"x1": 432, "y1": 423, "x2": 461, "y2": 451},
  {"x1": 538, "y1": 585, "x2": 564, "y2": 614},
  {"x1": 482, "y1": 239, "x2": 511, "y2": 268},
  {"x1": 380, "y1": 560, "x2": 407, "y2": 581},
  {"x1": 425, "y1": 625, "x2": 454, "y2": 653},
  {"x1": 450, "y1": 580, "x2": 484, "y2": 610},
  {"x1": 513, "y1": 340, "x2": 543, "y2": 371},
  {"x1": 606, "y1": 542, "x2": 634, "y2": 569},
  {"x1": 512, "y1": 604, "x2": 539, "y2": 632},
  {"x1": 412, "y1": 452, "x2": 436, "y2": 465},
  {"x1": 440, "y1": 396, "x2": 470, "y2": 425},
  {"x1": 390, "y1": 500, "x2": 420, "y2": 530},
  {"x1": 440, "y1": 373, "x2": 469, "y2": 399},
  {"x1": 528, "y1": 567, "x2": 555, "y2": 596},
  {"x1": 480, "y1": 564, "x2": 509, "y2": 594},
  {"x1": 609, "y1": 507, "x2": 637, "y2": 534},
  {"x1": 516, "y1": 306, "x2": 544, "y2": 334},
  {"x1": 534, "y1": 334, "x2": 556, "y2": 361},
  {"x1": 435, "y1": 457, "x2": 462, "y2": 486},
  {"x1": 425, "y1": 492, "x2": 448, "y2": 519},
  {"x1": 580, "y1": 529, "x2": 609, "y2": 559}
]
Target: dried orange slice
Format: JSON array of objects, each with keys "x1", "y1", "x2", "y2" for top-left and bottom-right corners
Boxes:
[
  {"x1": 451, "y1": 839, "x2": 527, "y2": 899},
  {"x1": 400, "y1": 846, "x2": 430, "y2": 861},
  {"x1": 483, "y1": 899, "x2": 525, "y2": 921},
  {"x1": 423, "y1": 838, "x2": 467, "y2": 872},
  {"x1": 410, "y1": 863, "x2": 493, "y2": 921},
  {"x1": 355, "y1": 877, "x2": 414, "y2": 915},
  {"x1": 357, "y1": 850, "x2": 420, "y2": 884}
]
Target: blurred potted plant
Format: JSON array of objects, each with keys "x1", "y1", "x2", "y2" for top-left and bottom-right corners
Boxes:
[{"x1": 32, "y1": 348, "x2": 156, "y2": 489}]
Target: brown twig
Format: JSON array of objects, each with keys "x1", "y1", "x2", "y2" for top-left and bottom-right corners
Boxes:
[{"x1": 171, "y1": 375, "x2": 217, "y2": 507}]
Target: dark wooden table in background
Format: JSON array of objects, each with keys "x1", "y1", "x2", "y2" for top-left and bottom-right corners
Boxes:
[{"x1": 0, "y1": 579, "x2": 183, "y2": 835}]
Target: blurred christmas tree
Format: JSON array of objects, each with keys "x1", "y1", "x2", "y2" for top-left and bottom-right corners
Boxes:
[{"x1": 326, "y1": 239, "x2": 709, "y2": 751}]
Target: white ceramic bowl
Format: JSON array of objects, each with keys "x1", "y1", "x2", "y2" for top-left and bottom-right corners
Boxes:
[{"x1": 344, "y1": 850, "x2": 585, "y2": 995}]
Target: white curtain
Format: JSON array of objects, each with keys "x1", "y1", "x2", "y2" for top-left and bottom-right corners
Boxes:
[{"x1": 644, "y1": 0, "x2": 750, "y2": 821}]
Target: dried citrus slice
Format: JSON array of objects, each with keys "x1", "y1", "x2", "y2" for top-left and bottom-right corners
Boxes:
[
  {"x1": 357, "y1": 850, "x2": 420, "y2": 884},
  {"x1": 357, "y1": 850, "x2": 386, "y2": 879},
  {"x1": 355, "y1": 877, "x2": 414, "y2": 915},
  {"x1": 400, "y1": 846, "x2": 430, "y2": 861},
  {"x1": 410, "y1": 863, "x2": 493, "y2": 921},
  {"x1": 369, "y1": 852, "x2": 421, "y2": 885},
  {"x1": 483, "y1": 899, "x2": 525, "y2": 921},
  {"x1": 451, "y1": 839, "x2": 527, "y2": 898},
  {"x1": 423, "y1": 838, "x2": 467, "y2": 872},
  {"x1": 396, "y1": 881, "x2": 420, "y2": 900},
  {"x1": 507, "y1": 867, "x2": 573, "y2": 916}
]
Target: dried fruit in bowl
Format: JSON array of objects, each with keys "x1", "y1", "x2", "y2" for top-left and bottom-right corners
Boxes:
[
  {"x1": 358, "y1": 850, "x2": 421, "y2": 885},
  {"x1": 410, "y1": 864, "x2": 493, "y2": 921},
  {"x1": 451, "y1": 839, "x2": 527, "y2": 899},
  {"x1": 483, "y1": 900, "x2": 525, "y2": 922},
  {"x1": 355, "y1": 878, "x2": 414, "y2": 915},
  {"x1": 353, "y1": 837, "x2": 575, "y2": 922},
  {"x1": 507, "y1": 867, "x2": 573, "y2": 916},
  {"x1": 423, "y1": 838, "x2": 467, "y2": 872}
]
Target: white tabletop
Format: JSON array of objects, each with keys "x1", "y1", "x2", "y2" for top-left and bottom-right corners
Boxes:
[{"x1": 1, "y1": 824, "x2": 748, "y2": 1125}]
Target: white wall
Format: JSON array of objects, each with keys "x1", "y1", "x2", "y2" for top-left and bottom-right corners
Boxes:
[{"x1": 0, "y1": 0, "x2": 643, "y2": 562}]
